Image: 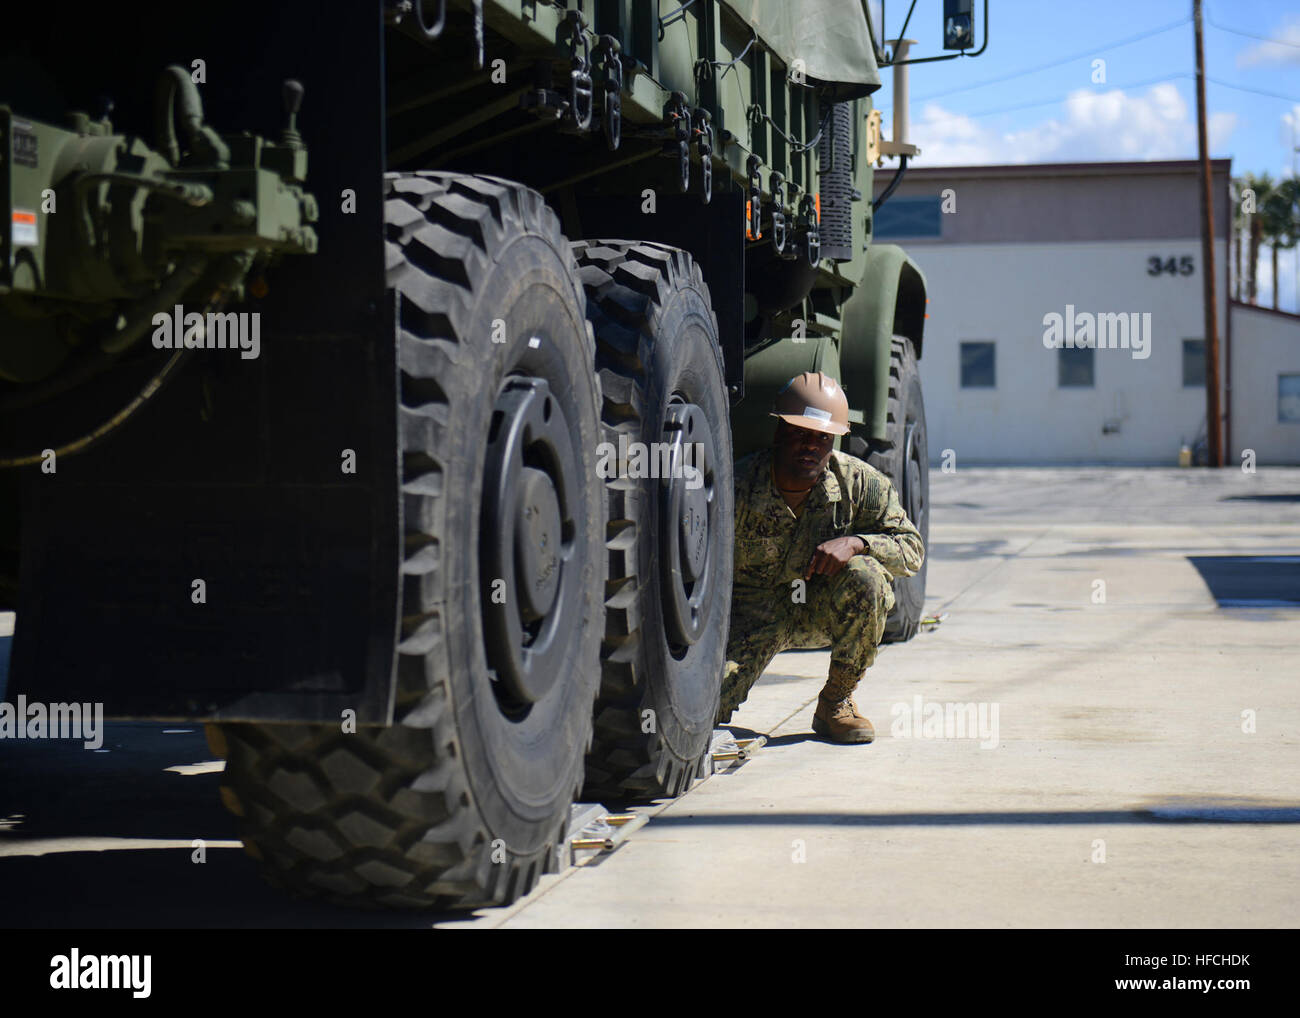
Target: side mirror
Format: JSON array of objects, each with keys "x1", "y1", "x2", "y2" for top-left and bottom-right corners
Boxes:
[{"x1": 943, "y1": 0, "x2": 976, "y2": 50}]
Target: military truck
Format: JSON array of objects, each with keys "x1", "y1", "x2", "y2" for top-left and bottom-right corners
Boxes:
[{"x1": 0, "y1": 0, "x2": 983, "y2": 909}]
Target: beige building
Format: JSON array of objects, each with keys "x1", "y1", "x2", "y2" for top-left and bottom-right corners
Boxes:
[{"x1": 872, "y1": 159, "x2": 1299, "y2": 465}]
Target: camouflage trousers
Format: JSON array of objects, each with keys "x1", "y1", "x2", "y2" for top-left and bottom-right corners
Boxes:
[{"x1": 717, "y1": 555, "x2": 895, "y2": 724}]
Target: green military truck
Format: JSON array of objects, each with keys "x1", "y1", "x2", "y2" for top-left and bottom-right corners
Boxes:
[{"x1": 0, "y1": 0, "x2": 982, "y2": 908}]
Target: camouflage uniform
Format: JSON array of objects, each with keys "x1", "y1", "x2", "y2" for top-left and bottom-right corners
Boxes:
[{"x1": 717, "y1": 447, "x2": 925, "y2": 723}]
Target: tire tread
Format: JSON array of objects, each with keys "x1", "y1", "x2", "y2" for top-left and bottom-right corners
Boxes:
[
  {"x1": 573, "y1": 240, "x2": 725, "y2": 802},
  {"x1": 215, "y1": 173, "x2": 595, "y2": 909}
]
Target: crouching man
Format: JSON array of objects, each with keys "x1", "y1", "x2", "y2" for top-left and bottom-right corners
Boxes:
[{"x1": 718, "y1": 371, "x2": 924, "y2": 743}]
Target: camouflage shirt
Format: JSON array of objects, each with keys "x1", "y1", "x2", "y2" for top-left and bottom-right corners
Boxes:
[{"x1": 732, "y1": 448, "x2": 924, "y2": 595}]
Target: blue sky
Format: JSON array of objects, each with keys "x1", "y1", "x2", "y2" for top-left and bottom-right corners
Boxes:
[{"x1": 869, "y1": 0, "x2": 1300, "y2": 310}]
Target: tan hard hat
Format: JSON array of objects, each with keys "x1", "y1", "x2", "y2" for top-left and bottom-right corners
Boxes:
[{"x1": 770, "y1": 371, "x2": 850, "y2": 436}]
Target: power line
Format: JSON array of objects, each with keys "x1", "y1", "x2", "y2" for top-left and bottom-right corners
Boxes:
[
  {"x1": 911, "y1": 74, "x2": 1300, "y2": 123},
  {"x1": 1206, "y1": 13, "x2": 1300, "y2": 51},
  {"x1": 1205, "y1": 76, "x2": 1300, "y2": 104},
  {"x1": 916, "y1": 74, "x2": 1189, "y2": 121},
  {"x1": 912, "y1": 17, "x2": 1191, "y2": 104}
]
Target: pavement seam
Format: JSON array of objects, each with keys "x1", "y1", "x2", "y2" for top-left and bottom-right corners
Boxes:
[
  {"x1": 763, "y1": 691, "x2": 825, "y2": 739},
  {"x1": 762, "y1": 526, "x2": 1057, "y2": 740},
  {"x1": 465, "y1": 854, "x2": 590, "y2": 930},
  {"x1": 489, "y1": 729, "x2": 778, "y2": 927},
  {"x1": 932, "y1": 524, "x2": 1056, "y2": 616}
]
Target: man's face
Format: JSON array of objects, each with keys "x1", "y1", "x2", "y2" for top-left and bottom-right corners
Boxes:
[{"x1": 773, "y1": 420, "x2": 835, "y2": 485}]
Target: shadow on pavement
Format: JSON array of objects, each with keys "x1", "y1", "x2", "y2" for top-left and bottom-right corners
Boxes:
[
  {"x1": 0, "y1": 722, "x2": 478, "y2": 928},
  {"x1": 651, "y1": 804, "x2": 1300, "y2": 828},
  {"x1": 760, "y1": 732, "x2": 821, "y2": 748},
  {"x1": 0, "y1": 849, "x2": 455, "y2": 929},
  {"x1": 1187, "y1": 555, "x2": 1300, "y2": 607}
]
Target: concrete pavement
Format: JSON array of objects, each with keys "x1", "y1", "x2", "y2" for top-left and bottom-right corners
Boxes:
[
  {"x1": 1, "y1": 466, "x2": 1296, "y2": 928},
  {"x1": 450, "y1": 466, "x2": 1300, "y2": 928}
]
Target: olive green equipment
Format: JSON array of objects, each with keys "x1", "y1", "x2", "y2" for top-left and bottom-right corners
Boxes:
[{"x1": 0, "y1": 0, "x2": 985, "y2": 911}]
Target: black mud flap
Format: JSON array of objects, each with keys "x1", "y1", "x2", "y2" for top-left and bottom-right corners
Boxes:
[{"x1": 4, "y1": 1, "x2": 397, "y2": 722}]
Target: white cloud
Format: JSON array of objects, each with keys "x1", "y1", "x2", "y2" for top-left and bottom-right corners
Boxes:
[
  {"x1": 1236, "y1": 16, "x2": 1300, "y2": 68},
  {"x1": 1209, "y1": 111, "x2": 1240, "y2": 154},
  {"x1": 902, "y1": 84, "x2": 1238, "y2": 166},
  {"x1": 1280, "y1": 104, "x2": 1300, "y2": 175},
  {"x1": 896, "y1": 105, "x2": 1000, "y2": 165}
]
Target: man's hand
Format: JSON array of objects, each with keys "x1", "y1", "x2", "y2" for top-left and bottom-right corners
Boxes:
[{"x1": 805, "y1": 536, "x2": 866, "y2": 579}]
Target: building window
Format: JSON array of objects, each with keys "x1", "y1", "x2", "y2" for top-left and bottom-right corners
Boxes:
[
  {"x1": 1183, "y1": 339, "x2": 1205, "y2": 387},
  {"x1": 1059, "y1": 347, "x2": 1094, "y2": 387},
  {"x1": 873, "y1": 197, "x2": 942, "y2": 238},
  {"x1": 1281, "y1": 374, "x2": 1300, "y2": 423},
  {"x1": 960, "y1": 341, "x2": 995, "y2": 388}
]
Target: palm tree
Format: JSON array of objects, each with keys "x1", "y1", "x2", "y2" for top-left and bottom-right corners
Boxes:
[
  {"x1": 1244, "y1": 171, "x2": 1275, "y2": 304},
  {"x1": 1263, "y1": 177, "x2": 1300, "y2": 311},
  {"x1": 1231, "y1": 176, "x2": 1246, "y2": 301}
]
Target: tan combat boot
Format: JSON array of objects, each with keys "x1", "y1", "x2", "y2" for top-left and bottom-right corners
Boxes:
[{"x1": 812, "y1": 694, "x2": 876, "y2": 743}]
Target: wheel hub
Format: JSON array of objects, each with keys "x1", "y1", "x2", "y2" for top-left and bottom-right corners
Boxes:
[
  {"x1": 480, "y1": 377, "x2": 581, "y2": 711},
  {"x1": 659, "y1": 401, "x2": 717, "y2": 649},
  {"x1": 514, "y1": 467, "x2": 562, "y2": 621},
  {"x1": 679, "y1": 482, "x2": 708, "y2": 581}
]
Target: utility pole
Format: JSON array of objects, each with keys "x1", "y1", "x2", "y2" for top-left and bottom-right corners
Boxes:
[{"x1": 1194, "y1": 0, "x2": 1223, "y2": 466}]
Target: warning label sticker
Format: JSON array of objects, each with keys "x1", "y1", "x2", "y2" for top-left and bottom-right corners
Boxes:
[{"x1": 11, "y1": 210, "x2": 38, "y2": 247}]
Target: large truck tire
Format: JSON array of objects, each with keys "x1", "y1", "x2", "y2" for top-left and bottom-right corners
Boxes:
[
  {"x1": 866, "y1": 336, "x2": 929, "y2": 642},
  {"x1": 572, "y1": 240, "x2": 733, "y2": 802},
  {"x1": 211, "y1": 172, "x2": 605, "y2": 909}
]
